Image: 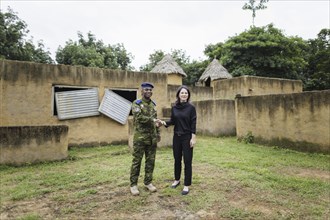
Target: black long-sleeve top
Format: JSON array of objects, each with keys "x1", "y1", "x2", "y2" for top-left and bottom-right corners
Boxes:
[{"x1": 166, "y1": 102, "x2": 197, "y2": 135}]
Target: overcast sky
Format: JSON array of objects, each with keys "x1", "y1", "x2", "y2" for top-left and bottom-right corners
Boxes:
[{"x1": 1, "y1": 0, "x2": 329, "y2": 70}]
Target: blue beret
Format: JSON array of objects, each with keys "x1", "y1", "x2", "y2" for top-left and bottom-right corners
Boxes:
[{"x1": 141, "y1": 82, "x2": 154, "y2": 89}]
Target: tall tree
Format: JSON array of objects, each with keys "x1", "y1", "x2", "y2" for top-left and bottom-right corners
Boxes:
[
  {"x1": 56, "y1": 32, "x2": 134, "y2": 70},
  {"x1": 219, "y1": 24, "x2": 308, "y2": 80},
  {"x1": 204, "y1": 42, "x2": 224, "y2": 61},
  {"x1": 303, "y1": 29, "x2": 330, "y2": 90},
  {"x1": 243, "y1": 0, "x2": 269, "y2": 26},
  {"x1": 139, "y1": 49, "x2": 190, "y2": 72},
  {"x1": 182, "y1": 59, "x2": 208, "y2": 86},
  {"x1": 139, "y1": 50, "x2": 165, "y2": 72},
  {"x1": 0, "y1": 7, "x2": 53, "y2": 63}
]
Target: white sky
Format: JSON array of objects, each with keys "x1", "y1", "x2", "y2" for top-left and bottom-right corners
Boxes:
[{"x1": 1, "y1": 0, "x2": 329, "y2": 70}]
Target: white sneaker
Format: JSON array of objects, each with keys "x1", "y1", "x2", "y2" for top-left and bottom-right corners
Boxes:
[
  {"x1": 130, "y1": 185, "x2": 140, "y2": 196},
  {"x1": 145, "y1": 183, "x2": 157, "y2": 192}
]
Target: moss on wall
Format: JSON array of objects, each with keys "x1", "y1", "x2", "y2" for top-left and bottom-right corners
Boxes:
[
  {"x1": 0, "y1": 125, "x2": 69, "y2": 164},
  {"x1": 0, "y1": 125, "x2": 68, "y2": 147},
  {"x1": 236, "y1": 90, "x2": 330, "y2": 154},
  {"x1": 255, "y1": 136, "x2": 329, "y2": 154}
]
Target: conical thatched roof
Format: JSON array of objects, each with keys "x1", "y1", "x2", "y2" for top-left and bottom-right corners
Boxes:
[
  {"x1": 199, "y1": 59, "x2": 232, "y2": 82},
  {"x1": 150, "y1": 54, "x2": 187, "y2": 77}
]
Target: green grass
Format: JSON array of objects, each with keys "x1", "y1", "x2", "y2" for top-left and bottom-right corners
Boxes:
[{"x1": 1, "y1": 136, "x2": 329, "y2": 220}]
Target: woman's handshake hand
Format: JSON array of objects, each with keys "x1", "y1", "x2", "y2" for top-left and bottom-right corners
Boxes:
[{"x1": 155, "y1": 119, "x2": 166, "y2": 127}]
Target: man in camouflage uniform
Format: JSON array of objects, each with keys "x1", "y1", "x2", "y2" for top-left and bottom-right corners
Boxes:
[{"x1": 130, "y1": 82, "x2": 161, "y2": 196}]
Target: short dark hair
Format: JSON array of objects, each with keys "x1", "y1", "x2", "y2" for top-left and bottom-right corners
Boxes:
[{"x1": 176, "y1": 85, "x2": 191, "y2": 103}]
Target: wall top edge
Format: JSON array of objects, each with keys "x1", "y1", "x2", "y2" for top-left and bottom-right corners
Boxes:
[{"x1": 235, "y1": 89, "x2": 330, "y2": 99}]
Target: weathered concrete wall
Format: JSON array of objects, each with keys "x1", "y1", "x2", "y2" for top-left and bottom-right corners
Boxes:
[
  {"x1": 214, "y1": 76, "x2": 303, "y2": 100},
  {"x1": 161, "y1": 100, "x2": 236, "y2": 137},
  {"x1": 167, "y1": 85, "x2": 213, "y2": 103},
  {"x1": 167, "y1": 74, "x2": 182, "y2": 85},
  {"x1": 236, "y1": 90, "x2": 330, "y2": 153},
  {"x1": 0, "y1": 125, "x2": 68, "y2": 165},
  {"x1": 3, "y1": 60, "x2": 323, "y2": 155},
  {"x1": 0, "y1": 60, "x2": 168, "y2": 146},
  {"x1": 193, "y1": 100, "x2": 236, "y2": 136}
]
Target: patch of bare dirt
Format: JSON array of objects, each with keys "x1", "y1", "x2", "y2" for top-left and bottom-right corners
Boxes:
[
  {"x1": 1, "y1": 184, "x2": 210, "y2": 220},
  {"x1": 278, "y1": 167, "x2": 330, "y2": 181}
]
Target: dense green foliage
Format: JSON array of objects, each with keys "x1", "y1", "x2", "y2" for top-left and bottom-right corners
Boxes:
[
  {"x1": 56, "y1": 32, "x2": 134, "y2": 70},
  {"x1": 182, "y1": 59, "x2": 208, "y2": 86},
  {"x1": 143, "y1": 25, "x2": 328, "y2": 89},
  {"x1": 205, "y1": 25, "x2": 329, "y2": 90},
  {"x1": 0, "y1": 7, "x2": 53, "y2": 63},
  {"x1": 139, "y1": 49, "x2": 166, "y2": 72},
  {"x1": 220, "y1": 24, "x2": 308, "y2": 79},
  {"x1": 139, "y1": 49, "x2": 190, "y2": 72},
  {"x1": 204, "y1": 42, "x2": 224, "y2": 61},
  {"x1": 303, "y1": 29, "x2": 330, "y2": 90}
]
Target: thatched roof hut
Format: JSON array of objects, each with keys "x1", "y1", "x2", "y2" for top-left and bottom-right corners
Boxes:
[
  {"x1": 151, "y1": 54, "x2": 187, "y2": 77},
  {"x1": 198, "y1": 59, "x2": 232, "y2": 87},
  {"x1": 150, "y1": 54, "x2": 187, "y2": 85}
]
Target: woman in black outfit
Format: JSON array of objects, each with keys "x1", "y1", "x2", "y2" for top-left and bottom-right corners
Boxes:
[{"x1": 161, "y1": 85, "x2": 197, "y2": 195}]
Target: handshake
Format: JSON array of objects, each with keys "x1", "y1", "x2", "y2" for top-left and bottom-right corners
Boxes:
[{"x1": 154, "y1": 119, "x2": 166, "y2": 127}]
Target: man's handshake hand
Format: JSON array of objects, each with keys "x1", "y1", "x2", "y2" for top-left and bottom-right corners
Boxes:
[{"x1": 155, "y1": 119, "x2": 166, "y2": 127}]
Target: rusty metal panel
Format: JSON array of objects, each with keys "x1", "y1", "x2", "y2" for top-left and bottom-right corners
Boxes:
[
  {"x1": 99, "y1": 89, "x2": 132, "y2": 125},
  {"x1": 55, "y1": 88, "x2": 100, "y2": 120}
]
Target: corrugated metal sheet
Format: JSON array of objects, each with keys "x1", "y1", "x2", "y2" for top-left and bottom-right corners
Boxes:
[
  {"x1": 99, "y1": 89, "x2": 132, "y2": 125},
  {"x1": 55, "y1": 88, "x2": 100, "y2": 120}
]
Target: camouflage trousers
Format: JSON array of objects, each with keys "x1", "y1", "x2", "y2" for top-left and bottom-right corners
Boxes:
[{"x1": 130, "y1": 140, "x2": 157, "y2": 186}]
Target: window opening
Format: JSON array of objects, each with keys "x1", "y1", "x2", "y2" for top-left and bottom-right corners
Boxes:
[
  {"x1": 53, "y1": 85, "x2": 99, "y2": 120},
  {"x1": 110, "y1": 89, "x2": 137, "y2": 115}
]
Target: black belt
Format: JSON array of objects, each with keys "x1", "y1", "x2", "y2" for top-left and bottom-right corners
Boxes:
[{"x1": 175, "y1": 133, "x2": 190, "y2": 137}]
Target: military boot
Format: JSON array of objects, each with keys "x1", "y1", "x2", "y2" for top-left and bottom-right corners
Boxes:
[
  {"x1": 145, "y1": 183, "x2": 157, "y2": 192},
  {"x1": 130, "y1": 185, "x2": 140, "y2": 196}
]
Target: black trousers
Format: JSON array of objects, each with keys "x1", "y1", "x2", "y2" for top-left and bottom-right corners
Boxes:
[{"x1": 172, "y1": 133, "x2": 193, "y2": 186}]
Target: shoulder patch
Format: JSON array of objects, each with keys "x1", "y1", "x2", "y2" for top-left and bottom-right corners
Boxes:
[
  {"x1": 135, "y1": 99, "x2": 142, "y2": 104},
  {"x1": 133, "y1": 105, "x2": 141, "y2": 113}
]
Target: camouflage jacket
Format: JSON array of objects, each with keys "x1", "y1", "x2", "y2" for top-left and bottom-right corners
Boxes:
[{"x1": 132, "y1": 98, "x2": 160, "y2": 143}]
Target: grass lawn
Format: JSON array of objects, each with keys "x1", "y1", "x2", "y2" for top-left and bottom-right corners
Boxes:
[{"x1": 0, "y1": 136, "x2": 329, "y2": 220}]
